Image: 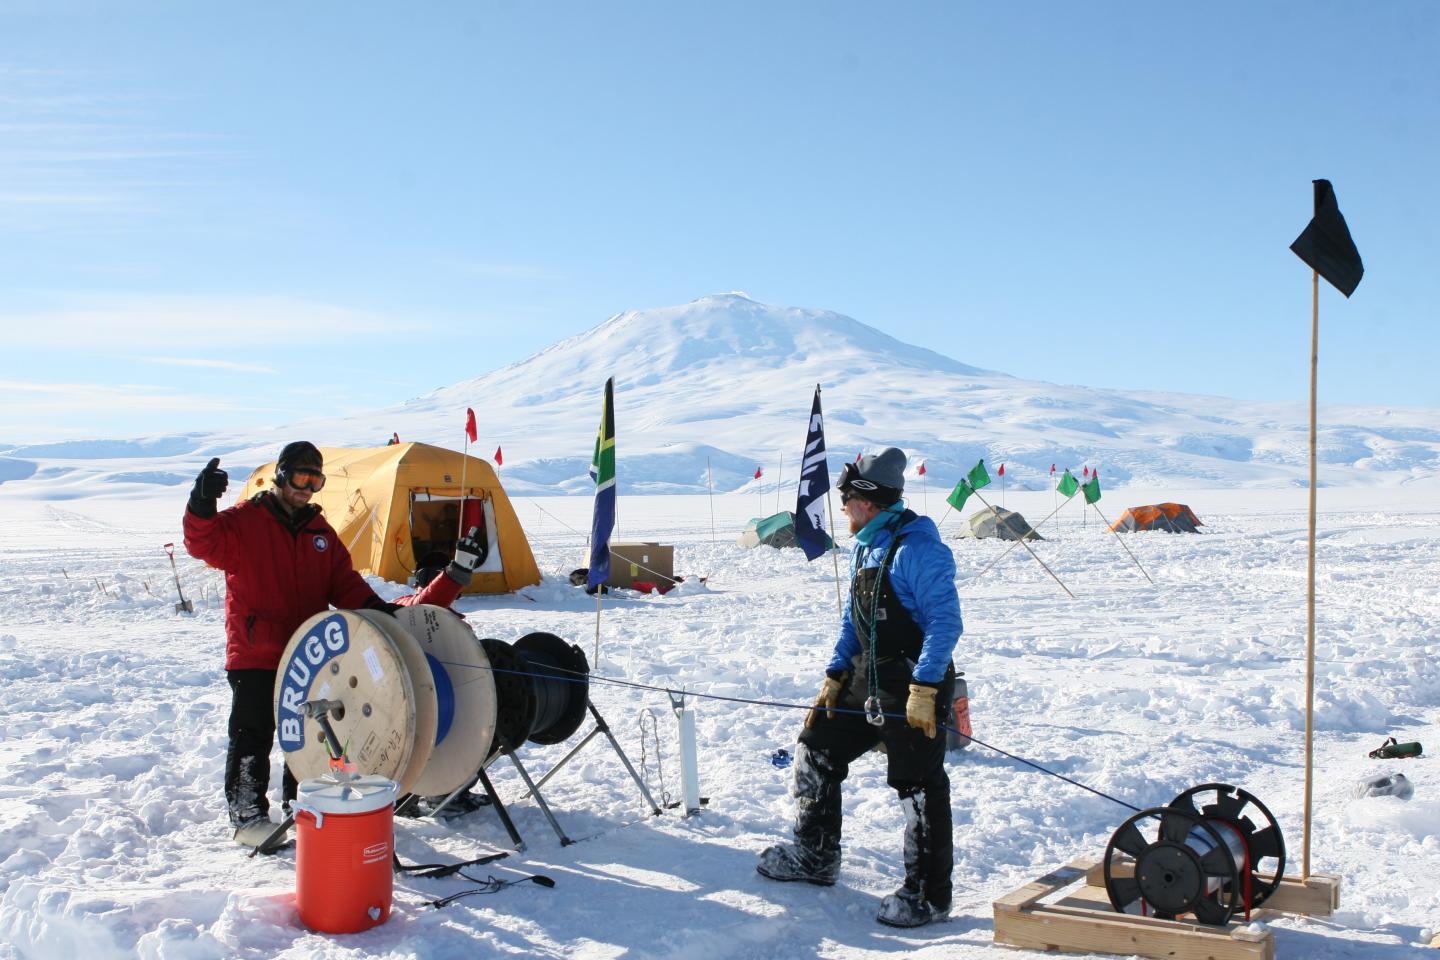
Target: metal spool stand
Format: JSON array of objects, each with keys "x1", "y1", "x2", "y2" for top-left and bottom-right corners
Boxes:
[{"x1": 428, "y1": 632, "x2": 660, "y2": 849}]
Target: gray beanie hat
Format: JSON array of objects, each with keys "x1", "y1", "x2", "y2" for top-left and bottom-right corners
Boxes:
[{"x1": 841, "y1": 447, "x2": 907, "y2": 506}]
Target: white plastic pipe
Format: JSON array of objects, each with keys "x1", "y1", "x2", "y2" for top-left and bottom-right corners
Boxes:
[{"x1": 675, "y1": 702, "x2": 701, "y2": 816}]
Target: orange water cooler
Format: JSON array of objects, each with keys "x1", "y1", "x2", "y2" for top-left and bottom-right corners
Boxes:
[{"x1": 293, "y1": 774, "x2": 398, "y2": 934}]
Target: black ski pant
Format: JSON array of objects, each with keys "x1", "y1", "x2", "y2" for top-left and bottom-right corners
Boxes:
[
  {"x1": 795, "y1": 665, "x2": 954, "y2": 908},
  {"x1": 225, "y1": 668, "x2": 297, "y2": 827}
]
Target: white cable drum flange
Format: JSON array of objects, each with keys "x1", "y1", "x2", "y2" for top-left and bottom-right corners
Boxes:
[
  {"x1": 273, "y1": 609, "x2": 419, "y2": 790},
  {"x1": 380, "y1": 603, "x2": 498, "y2": 798},
  {"x1": 353, "y1": 609, "x2": 439, "y2": 796}
]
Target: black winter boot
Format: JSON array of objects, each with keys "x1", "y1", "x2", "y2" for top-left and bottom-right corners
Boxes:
[
  {"x1": 757, "y1": 743, "x2": 843, "y2": 886},
  {"x1": 876, "y1": 787, "x2": 952, "y2": 927}
]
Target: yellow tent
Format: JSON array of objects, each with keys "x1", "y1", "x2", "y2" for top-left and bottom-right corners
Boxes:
[{"x1": 235, "y1": 442, "x2": 540, "y2": 594}]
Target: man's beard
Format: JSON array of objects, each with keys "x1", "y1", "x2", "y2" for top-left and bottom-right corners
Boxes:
[{"x1": 848, "y1": 514, "x2": 866, "y2": 535}]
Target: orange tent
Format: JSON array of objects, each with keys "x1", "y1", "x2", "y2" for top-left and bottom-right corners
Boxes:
[{"x1": 1109, "y1": 503, "x2": 1203, "y2": 533}]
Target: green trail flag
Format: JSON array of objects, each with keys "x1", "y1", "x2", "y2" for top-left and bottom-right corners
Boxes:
[
  {"x1": 1056, "y1": 469, "x2": 1078, "y2": 497},
  {"x1": 1082, "y1": 473, "x2": 1101, "y2": 505},
  {"x1": 946, "y1": 480, "x2": 974, "y2": 512},
  {"x1": 967, "y1": 460, "x2": 991, "y2": 490}
]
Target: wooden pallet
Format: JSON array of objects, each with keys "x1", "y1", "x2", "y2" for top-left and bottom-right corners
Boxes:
[{"x1": 993, "y1": 857, "x2": 1341, "y2": 960}]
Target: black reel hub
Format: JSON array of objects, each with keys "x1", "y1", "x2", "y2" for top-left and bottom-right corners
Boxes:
[
  {"x1": 1103, "y1": 782, "x2": 1286, "y2": 926},
  {"x1": 478, "y1": 634, "x2": 591, "y2": 757}
]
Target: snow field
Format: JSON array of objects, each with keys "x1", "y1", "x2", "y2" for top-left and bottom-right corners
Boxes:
[{"x1": 0, "y1": 487, "x2": 1438, "y2": 958}]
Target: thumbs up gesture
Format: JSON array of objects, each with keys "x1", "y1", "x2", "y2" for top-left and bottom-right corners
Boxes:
[{"x1": 189, "y1": 458, "x2": 229, "y2": 517}]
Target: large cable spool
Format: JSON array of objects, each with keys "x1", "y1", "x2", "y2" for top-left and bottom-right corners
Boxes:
[
  {"x1": 1102, "y1": 782, "x2": 1286, "y2": 925},
  {"x1": 273, "y1": 609, "x2": 437, "y2": 795},
  {"x1": 378, "y1": 604, "x2": 499, "y2": 797},
  {"x1": 277, "y1": 608, "x2": 590, "y2": 804}
]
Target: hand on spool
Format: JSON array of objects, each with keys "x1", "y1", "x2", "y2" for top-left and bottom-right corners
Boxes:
[{"x1": 368, "y1": 598, "x2": 404, "y2": 616}]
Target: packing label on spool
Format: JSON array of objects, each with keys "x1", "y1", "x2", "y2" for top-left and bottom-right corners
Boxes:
[{"x1": 363, "y1": 646, "x2": 384, "y2": 682}]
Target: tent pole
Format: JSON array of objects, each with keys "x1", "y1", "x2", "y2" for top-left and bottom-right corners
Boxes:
[
  {"x1": 973, "y1": 490, "x2": 1075, "y2": 599},
  {"x1": 1090, "y1": 503, "x2": 1154, "y2": 583},
  {"x1": 1303, "y1": 268, "x2": 1319, "y2": 879}
]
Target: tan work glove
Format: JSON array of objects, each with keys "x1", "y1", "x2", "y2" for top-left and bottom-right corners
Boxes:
[
  {"x1": 805, "y1": 673, "x2": 848, "y2": 728},
  {"x1": 905, "y1": 684, "x2": 939, "y2": 738}
]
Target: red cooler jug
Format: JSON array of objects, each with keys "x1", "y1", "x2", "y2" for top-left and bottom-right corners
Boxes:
[{"x1": 293, "y1": 774, "x2": 398, "y2": 934}]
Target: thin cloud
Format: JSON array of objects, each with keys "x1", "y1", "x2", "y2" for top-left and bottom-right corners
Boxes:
[
  {"x1": 138, "y1": 356, "x2": 277, "y2": 375},
  {"x1": 1, "y1": 295, "x2": 399, "y2": 349},
  {"x1": 0, "y1": 378, "x2": 282, "y2": 420}
]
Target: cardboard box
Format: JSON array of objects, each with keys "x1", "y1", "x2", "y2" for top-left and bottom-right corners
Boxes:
[{"x1": 607, "y1": 542, "x2": 675, "y2": 590}]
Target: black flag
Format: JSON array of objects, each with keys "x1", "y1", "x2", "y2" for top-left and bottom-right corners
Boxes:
[
  {"x1": 793, "y1": 385, "x2": 832, "y2": 561},
  {"x1": 1290, "y1": 179, "x2": 1363, "y2": 298}
]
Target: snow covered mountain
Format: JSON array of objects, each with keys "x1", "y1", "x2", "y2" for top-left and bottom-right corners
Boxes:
[{"x1": 3, "y1": 292, "x2": 1438, "y2": 499}]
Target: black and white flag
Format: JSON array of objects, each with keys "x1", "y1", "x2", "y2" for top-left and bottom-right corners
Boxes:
[{"x1": 793, "y1": 385, "x2": 832, "y2": 561}]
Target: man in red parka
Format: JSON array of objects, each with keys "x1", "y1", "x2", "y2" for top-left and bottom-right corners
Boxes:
[{"x1": 184, "y1": 441, "x2": 401, "y2": 847}]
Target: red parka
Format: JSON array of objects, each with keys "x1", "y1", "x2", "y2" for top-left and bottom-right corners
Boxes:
[
  {"x1": 184, "y1": 492, "x2": 382, "y2": 670},
  {"x1": 396, "y1": 568, "x2": 466, "y2": 614}
]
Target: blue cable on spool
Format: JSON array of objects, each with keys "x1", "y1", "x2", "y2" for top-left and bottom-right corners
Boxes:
[{"x1": 425, "y1": 651, "x2": 457, "y2": 745}]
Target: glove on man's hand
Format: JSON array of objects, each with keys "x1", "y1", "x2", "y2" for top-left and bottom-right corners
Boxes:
[
  {"x1": 452, "y1": 526, "x2": 489, "y2": 572},
  {"x1": 905, "y1": 684, "x2": 939, "y2": 738},
  {"x1": 188, "y1": 458, "x2": 228, "y2": 517},
  {"x1": 368, "y1": 599, "x2": 404, "y2": 616},
  {"x1": 805, "y1": 672, "x2": 848, "y2": 729}
]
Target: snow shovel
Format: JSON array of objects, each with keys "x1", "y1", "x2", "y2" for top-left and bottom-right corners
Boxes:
[{"x1": 164, "y1": 543, "x2": 194, "y2": 614}]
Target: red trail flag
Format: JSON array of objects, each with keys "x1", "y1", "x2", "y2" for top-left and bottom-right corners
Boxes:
[
  {"x1": 918, "y1": 462, "x2": 926, "y2": 476},
  {"x1": 754, "y1": 466, "x2": 762, "y2": 479},
  {"x1": 494, "y1": 446, "x2": 503, "y2": 466},
  {"x1": 465, "y1": 408, "x2": 477, "y2": 443}
]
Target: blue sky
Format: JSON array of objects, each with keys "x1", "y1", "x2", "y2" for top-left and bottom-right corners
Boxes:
[{"x1": 2, "y1": 2, "x2": 1436, "y2": 443}]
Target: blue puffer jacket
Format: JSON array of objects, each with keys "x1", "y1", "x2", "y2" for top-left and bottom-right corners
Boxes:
[{"x1": 827, "y1": 508, "x2": 962, "y2": 685}]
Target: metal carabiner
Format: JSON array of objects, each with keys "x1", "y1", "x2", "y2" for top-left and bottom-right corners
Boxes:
[{"x1": 864, "y1": 696, "x2": 886, "y2": 727}]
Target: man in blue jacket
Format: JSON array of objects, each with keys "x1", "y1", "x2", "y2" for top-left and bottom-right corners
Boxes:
[{"x1": 757, "y1": 447, "x2": 961, "y2": 928}]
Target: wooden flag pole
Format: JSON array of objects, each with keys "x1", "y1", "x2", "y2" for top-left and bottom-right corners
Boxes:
[
  {"x1": 1089, "y1": 502, "x2": 1155, "y2": 584},
  {"x1": 775, "y1": 452, "x2": 784, "y2": 514},
  {"x1": 457, "y1": 436, "x2": 471, "y2": 542},
  {"x1": 969, "y1": 493, "x2": 1077, "y2": 582},
  {"x1": 826, "y1": 488, "x2": 843, "y2": 615},
  {"x1": 1303, "y1": 267, "x2": 1320, "y2": 878},
  {"x1": 706, "y1": 457, "x2": 716, "y2": 545},
  {"x1": 594, "y1": 588, "x2": 603, "y2": 668},
  {"x1": 972, "y1": 490, "x2": 1075, "y2": 599}
]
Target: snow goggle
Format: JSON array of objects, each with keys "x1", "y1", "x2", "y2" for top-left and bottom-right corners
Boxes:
[{"x1": 284, "y1": 466, "x2": 326, "y2": 492}]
